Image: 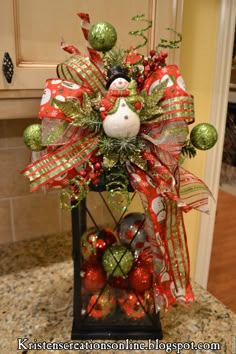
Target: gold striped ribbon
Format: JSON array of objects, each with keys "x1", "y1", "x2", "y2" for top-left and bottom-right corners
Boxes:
[
  {"x1": 57, "y1": 55, "x2": 106, "y2": 95},
  {"x1": 165, "y1": 199, "x2": 190, "y2": 291},
  {"x1": 23, "y1": 134, "x2": 99, "y2": 192},
  {"x1": 159, "y1": 96, "x2": 195, "y2": 124},
  {"x1": 179, "y1": 167, "x2": 212, "y2": 212}
]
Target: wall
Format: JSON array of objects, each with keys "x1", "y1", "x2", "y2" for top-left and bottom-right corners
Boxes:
[
  {"x1": 0, "y1": 118, "x2": 130, "y2": 244},
  {"x1": 180, "y1": 0, "x2": 220, "y2": 274},
  {"x1": 0, "y1": 118, "x2": 72, "y2": 244}
]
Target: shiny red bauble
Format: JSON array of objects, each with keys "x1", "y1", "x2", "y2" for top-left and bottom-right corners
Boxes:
[
  {"x1": 128, "y1": 264, "x2": 152, "y2": 293},
  {"x1": 98, "y1": 228, "x2": 117, "y2": 251},
  {"x1": 87, "y1": 288, "x2": 116, "y2": 319},
  {"x1": 118, "y1": 290, "x2": 155, "y2": 320},
  {"x1": 139, "y1": 247, "x2": 154, "y2": 273},
  {"x1": 83, "y1": 264, "x2": 107, "y2": 292}
]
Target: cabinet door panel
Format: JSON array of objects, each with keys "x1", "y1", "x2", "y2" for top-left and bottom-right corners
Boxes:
[
  {"x1": 0, "y1": 0, "x2": 151, "y2": 90},
  {"x1": 0, "y1": 0, "x2": 183, "y2": 92}
]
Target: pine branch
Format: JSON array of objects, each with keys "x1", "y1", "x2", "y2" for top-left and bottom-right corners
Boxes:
[
  {"x1": 103, "y1": 47, "x2": 126, "y2": 70},
  {"x1": 181, "y1": 139, "x2": 197, "y2": 159}
]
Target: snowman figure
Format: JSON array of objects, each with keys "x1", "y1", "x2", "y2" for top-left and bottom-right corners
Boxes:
[{"x1": 100, "y1": 66, "x2": 142, "y2": 138}]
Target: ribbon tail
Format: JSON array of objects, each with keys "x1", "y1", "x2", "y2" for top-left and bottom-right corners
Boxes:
[
  {"x1": 126, "y1": 161, "x2": 194, "y2": 309},
  {"x1": 179, "y1": 167, "x2": 214, "y2": 213}
]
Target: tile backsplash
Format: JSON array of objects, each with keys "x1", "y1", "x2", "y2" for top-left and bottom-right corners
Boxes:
[
  {"x1": 0, "y1": 118, "x2": 71, "y2": 245},
  {"x1": 0, "y1": 119, "x2": 137, "y2": 245}
]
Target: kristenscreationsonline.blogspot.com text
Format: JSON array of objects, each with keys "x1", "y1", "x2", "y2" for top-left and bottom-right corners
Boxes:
[{"x1": 16, "y1": 337, "x2": 224, "y2": 353}]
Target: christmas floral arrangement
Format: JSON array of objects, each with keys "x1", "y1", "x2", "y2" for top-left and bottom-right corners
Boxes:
[{"x1": 22, "y1": 13, "x2": 217, "y2": 314}]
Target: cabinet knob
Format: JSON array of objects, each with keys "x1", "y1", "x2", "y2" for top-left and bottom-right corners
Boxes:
[{"x1": 2, "y1": 52, "x2": 14, "y2": 84}]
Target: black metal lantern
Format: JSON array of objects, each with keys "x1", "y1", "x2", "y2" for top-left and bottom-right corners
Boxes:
[{"x1": 70, "y1": 172, "x2": 163, "y2": 340}]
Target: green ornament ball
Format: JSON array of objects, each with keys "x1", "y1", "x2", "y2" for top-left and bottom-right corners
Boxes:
[
  {"x1": 23, "y1": 124, "x2": 44, "y2": 151},
  {"x1": 102, "y1": 244, "x2": 134, "y2": 277},
  {"x1": 88, "y1": 22, "x2": 117, "y2": 52},
  {"x1": 190, "y1": 123, "x2": 218, "y2": 150}
]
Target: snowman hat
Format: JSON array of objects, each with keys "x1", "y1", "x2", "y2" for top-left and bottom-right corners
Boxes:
[{"x1": 106, "y1": 66, "x2": 130, "y2": 89}]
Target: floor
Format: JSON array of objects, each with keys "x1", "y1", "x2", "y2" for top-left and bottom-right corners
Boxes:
[{"x1": 207, "y1": 188, "x2": 236, "y2": 313}]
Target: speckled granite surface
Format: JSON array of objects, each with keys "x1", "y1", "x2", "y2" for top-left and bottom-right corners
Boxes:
[{"x1": 0, "y1": 233, "x2": 235, "y2": 354}]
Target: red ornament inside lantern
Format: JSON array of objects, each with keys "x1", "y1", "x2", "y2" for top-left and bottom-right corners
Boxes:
[
  {"x1": 128, "y1": 264, "x2": 152, "y2": 293},
  {"x1": 87, "y1": 288, "x2": 116, "y2": 319},
  {"x1": 83, "y1": 263, "x2": 107, "y2": 292}
]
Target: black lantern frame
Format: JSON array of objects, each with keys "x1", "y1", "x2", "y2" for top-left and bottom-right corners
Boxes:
[{"x1": 71, "y1": 178, "x2": 163, "y2": 340}]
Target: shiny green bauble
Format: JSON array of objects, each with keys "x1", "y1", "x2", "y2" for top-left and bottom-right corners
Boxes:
[
  {"x1": 88, "y1": 22, "x2": 117, "y2": 52},
  {"x1": 190, "y1": 123, "x2": 218, "y2": 150},
  {"x1": 102, "y1": 244, "x2": 134, "y2": 277},
  {"x1": 23, "y1": 124, "x2": 44, "y2": 151}
]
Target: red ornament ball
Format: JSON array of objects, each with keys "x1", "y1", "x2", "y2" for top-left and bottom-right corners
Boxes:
[
  {"x1": 83, "y1": 264, "x2": 107, "y2": 292},
  {"x1": 118, "y1": 290, "x2": 154, "y2": 320},
  {"x1": 128, "y1": 264, "x2": 152, "y2": 293},
  {"x1": 87, "y1": 288, "x2": 116, "y2": 319},
  {"x1": 98, "y1": 228, "x2": 117, "y2": 250},
  {"x1": 139, "y1": 247, "x2": 154, "y2": 273}
]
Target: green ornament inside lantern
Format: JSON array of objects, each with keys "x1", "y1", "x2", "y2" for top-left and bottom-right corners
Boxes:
[{"x1": 102, "y1": 244, "x2": 134, "y2": 277}]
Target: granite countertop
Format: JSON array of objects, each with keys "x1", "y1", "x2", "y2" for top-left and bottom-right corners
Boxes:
[{"x1": 0, "y1": 232, "x2": 235, "y2": 354}]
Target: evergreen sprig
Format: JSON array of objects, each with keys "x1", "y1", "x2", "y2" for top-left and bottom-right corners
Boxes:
[
  {"x1": 103, "y1": 47, "x2": 126, "y2": 70},
  {"x1": 181, "y1": 139, "x2": 197, "y2": 159}
]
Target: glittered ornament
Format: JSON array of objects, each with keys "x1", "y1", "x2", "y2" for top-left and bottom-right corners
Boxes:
[
  {"x1": 81, "y1": 228, "x2": 116, "y2": 261},
  {"x1": 118, "y1": 290, "x2": 154, "y2": 320},
  {"x1": 81, "y1": 229, "x2": 98, "y2": 261},
  {"x1": 128, "y1": 264, "x2": 152, "y2": 293},
  {"x1": 23, "y1": 124, "x2": 44, "y2": 151},
  {"x1": 139, "y1": 247, "x2": 154, "y2": 274},
  {"x1": 97, "y1": 228, "x2": 117, "y2": 252},
  {"x1": 118, "y1": 213, "x2": 147, "y2": 252},
  {"x1": 87, "y1": 288, "x2": 116, "y2": 319},
  {"x1": 190, "y1": 123, "x2": 218, "y2": 150},
  {"x1": 83, "y1": 264, "x2": 107, "y2": 292},
  {"x1": 88, "y1": 22, "x2": 117, "y2": 52},
  {"x1": 102, "y1": 244, "x2": 134, "y2": 277}
]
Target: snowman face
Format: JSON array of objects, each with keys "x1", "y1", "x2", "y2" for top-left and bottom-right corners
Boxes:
[{"x1": 110, "y1": 77, "x2": 129, "y2": 90}]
